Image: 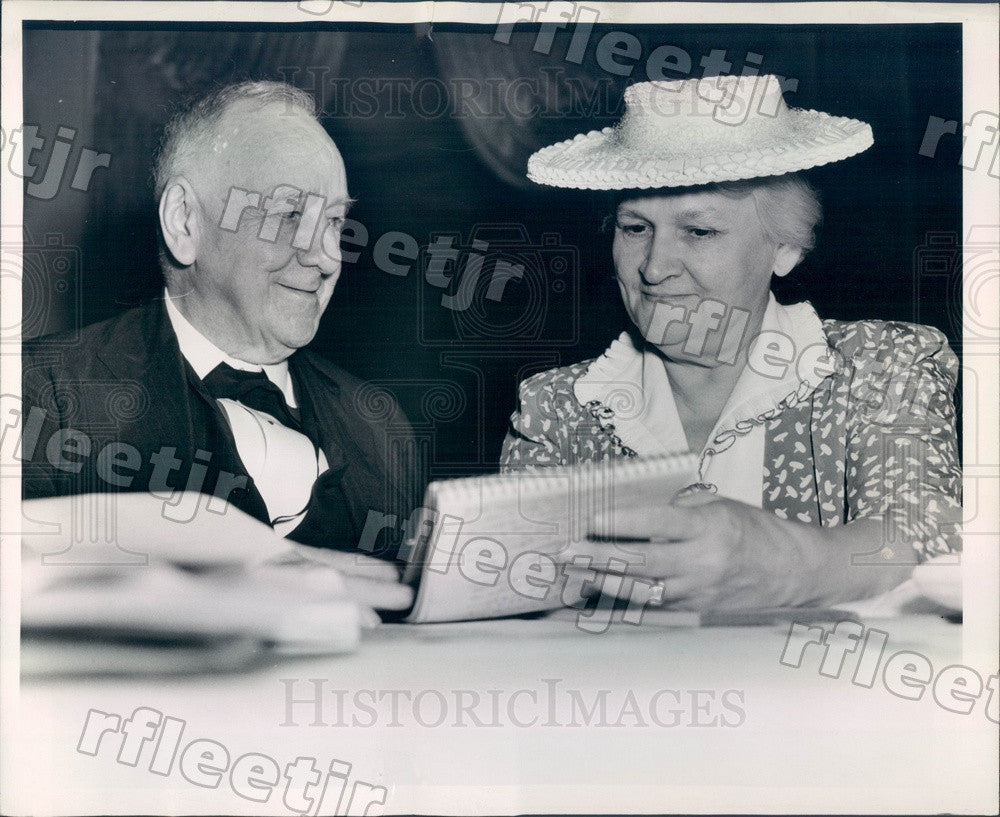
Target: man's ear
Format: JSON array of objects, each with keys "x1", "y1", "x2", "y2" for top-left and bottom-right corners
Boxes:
[
  {"x1": 772, "y1": 243, "x2": 804, "y2": 278},
  {"x1": 158, "y1": 178, "x2": 200, "y2": 267}
]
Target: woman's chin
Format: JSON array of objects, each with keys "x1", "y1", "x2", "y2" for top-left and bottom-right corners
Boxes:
[{"x1": 646, "y1": 340, "x2": 722, "y2": 368}]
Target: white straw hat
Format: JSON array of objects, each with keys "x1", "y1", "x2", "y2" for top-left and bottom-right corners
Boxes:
[{"x1": 527, "y1": 75, "x2": 873, "y2": 190}]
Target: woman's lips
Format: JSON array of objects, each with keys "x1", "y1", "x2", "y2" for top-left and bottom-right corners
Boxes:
[{"x1": 641, "y1": 292, "x2": 696, "y2": 301}]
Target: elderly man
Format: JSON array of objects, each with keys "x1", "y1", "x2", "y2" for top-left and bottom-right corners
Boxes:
[{"x1": 21, "y1": 81, "x2": 418, "y2": 566}]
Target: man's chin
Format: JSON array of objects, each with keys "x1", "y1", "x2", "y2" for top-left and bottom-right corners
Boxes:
[
  {"x1": 277, "y1": 334, "x2": 316, "y2": 357},
  {"x1": 261, "y1": 324, "x2": 320, "y2": 361}
]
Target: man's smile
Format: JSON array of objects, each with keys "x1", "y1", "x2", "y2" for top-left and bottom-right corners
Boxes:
[{"x1": 276, "y1": 281, "x2": 321, "y2": 295}]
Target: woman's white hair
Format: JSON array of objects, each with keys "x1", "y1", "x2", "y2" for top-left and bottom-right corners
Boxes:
[
  {"x1": 606, "y1": 172, "x2": 823, "y2": 255},
  {"x1": 715, "y1": 173, "x2": 823, "y2": 253}
]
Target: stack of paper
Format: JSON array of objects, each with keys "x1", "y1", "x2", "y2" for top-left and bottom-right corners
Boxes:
[{"x1": 20, "y1": 492, "x2": 362, "y2": 676}]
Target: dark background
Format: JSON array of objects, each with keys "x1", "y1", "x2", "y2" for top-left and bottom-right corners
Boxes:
[{"x1": 22, "y1": 22, "x2": 963, "y2": 479}]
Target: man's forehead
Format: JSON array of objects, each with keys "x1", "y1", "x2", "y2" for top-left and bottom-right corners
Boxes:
[
  {"x1": 215, "y1": 97, "x2": 314, "y2": 133},
  {"x1": 205, "y1": 102, "x2": 346, "y2": 198},
  {"x1": 210, "y1": 102, "x2": 331, "y2": 156}
]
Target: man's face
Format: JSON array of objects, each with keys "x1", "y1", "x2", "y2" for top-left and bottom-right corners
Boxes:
[{"x1": 184, "y1": 102, "x2": 350, "y2": 363}]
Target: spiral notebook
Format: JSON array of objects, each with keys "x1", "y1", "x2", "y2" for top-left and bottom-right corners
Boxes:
[{"x1": 403, "y1": 453, "x2": 699, "y2": 623}]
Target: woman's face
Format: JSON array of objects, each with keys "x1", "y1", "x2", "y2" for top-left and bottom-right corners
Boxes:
[{"x1": 612, "y1": 189, "x2": 797, "y2": 364}]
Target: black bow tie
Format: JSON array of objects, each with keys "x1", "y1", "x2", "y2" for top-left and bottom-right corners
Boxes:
[{"x1": 201, "y1": 362, "x2": 301, "y2": 429}]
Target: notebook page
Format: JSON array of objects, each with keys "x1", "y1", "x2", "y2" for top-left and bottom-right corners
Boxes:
[{"x1": 406, "y1": 453, "x2": 698, "y2": 623}]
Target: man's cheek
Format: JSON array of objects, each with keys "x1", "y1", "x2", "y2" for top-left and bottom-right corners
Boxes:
[
  {"x1": 262, "y1": 241, "x2": 299, "y2": 271},
  {"x1": 320, "y1": 276, "x2": 339, "y2": 306}
]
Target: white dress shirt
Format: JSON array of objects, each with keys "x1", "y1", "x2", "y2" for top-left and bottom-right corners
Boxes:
[
  {"x1": 574, "y1": 295, "x2": 830, "y2": 506},
  {"x1": 164, "y1": 291, "x2": 328, "y2": 535}
]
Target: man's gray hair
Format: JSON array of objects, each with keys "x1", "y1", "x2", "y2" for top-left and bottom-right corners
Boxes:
[{"x1": 153, "y1": 80, "x2": 318, "y2": 199}]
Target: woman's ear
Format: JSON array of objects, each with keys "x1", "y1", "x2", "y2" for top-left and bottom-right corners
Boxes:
[
  {"x1": 772, "y1": 243, "x2": 804, "y2": 278},
  {"x1": 158, "y1": 178, "x2": 200, "y2": 267}
]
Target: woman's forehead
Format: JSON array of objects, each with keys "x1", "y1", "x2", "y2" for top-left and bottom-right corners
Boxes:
[{"x1": 617, "y1": 189, "x2": 754, "y2": 217}]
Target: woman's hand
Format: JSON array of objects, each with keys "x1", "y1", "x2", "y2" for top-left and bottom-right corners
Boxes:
[{"x1": 567, "y1": 494, "x2": 910, "y2": 611}]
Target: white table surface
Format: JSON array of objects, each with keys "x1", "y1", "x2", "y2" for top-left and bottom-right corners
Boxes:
[{"x1": 6, "y1": 613, "x2": 998, "y2": 816}]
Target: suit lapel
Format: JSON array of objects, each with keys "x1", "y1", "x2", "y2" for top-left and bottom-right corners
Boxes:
[
  {"x1": 290, "y1": 353, "x2": 387, "y2": 535},
  {"x1": 95, "y1": 298, "x2": 269, "y2": 523},
  {"x1": 289, "y1": 351, "x2": 344, "y2": 468},
  {"x1": 95, "y1": 298, "x2": 200, "y2": 467},
  {"x1": 810, "y1": 374, "x2": 850, "y2": 527}
]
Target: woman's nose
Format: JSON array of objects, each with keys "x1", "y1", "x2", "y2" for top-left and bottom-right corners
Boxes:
[{"x1": 639, "y1": 233, "x2": 684, "y2": 284}]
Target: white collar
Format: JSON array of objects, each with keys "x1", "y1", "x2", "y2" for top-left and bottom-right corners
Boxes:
[
  {"x1": 163, "y1": 290, "x2": 297, "y2": 407},
  {"x1": 573, "y1": 295, "x2": 833, "y2": 457}
]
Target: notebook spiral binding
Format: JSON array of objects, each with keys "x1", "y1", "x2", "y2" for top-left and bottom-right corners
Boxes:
[{"x1": 430, "y1": 452, "x2": 701, "y2": 501}]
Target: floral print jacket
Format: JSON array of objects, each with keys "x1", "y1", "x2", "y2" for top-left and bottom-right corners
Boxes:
[{"x1": 500, "y1": 319, "x2": 962, "y2": 562}]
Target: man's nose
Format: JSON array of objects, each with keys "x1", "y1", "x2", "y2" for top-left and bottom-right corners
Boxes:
[
  {"x1": 639, "y1": 231, "x2": 684, "y2": 285},
  {"x1": 297, "y1": 222, "x2": 341, "y2": 275}
]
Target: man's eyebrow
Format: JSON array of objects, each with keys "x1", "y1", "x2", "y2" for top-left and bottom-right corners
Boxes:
[{"x1": 326, "y1": 196, "x2": 355, "y2": 213}]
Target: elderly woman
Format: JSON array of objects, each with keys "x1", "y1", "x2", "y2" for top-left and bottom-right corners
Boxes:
[{"x1": 501, "y1": 76, "x2": 961, "y2": 610}]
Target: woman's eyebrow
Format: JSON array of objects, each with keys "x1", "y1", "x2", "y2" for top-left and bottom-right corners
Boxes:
[
  {"x1": 675, "y1": 207, "x2": 719, "y2": 220},
  {"x1": 615, "y1": 206, "x2": 648, "y2": 218}
]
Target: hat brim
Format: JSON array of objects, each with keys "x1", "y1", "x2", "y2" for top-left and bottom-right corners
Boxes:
[{"x1": 527, "y1": 109, "x2": 874, "y2": 190}]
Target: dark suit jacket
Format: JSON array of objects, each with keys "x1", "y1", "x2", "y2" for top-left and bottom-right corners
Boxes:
[{"x1": 22, "y1": 298, "x2": 422, "y2": 559}]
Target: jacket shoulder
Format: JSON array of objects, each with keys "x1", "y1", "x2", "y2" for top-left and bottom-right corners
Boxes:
[
  {"x1": 23, "y1": 303, "x2": 156, "y2": 373},
  {"x1": 820, "y1": 318, "x2": 959, "y2": 397},
  {"x1": 296, "y1": 349, "x2": 413, "y2": 429},
  {"x1": 296, "y1": 348, "x2": 371, "y2": 394},
  {"x1": 821, "y1": 318, "x2": 952, "y2": 359},
  {"x1": 518, "y1": 360, "x2": 592, "y2": 401}
]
